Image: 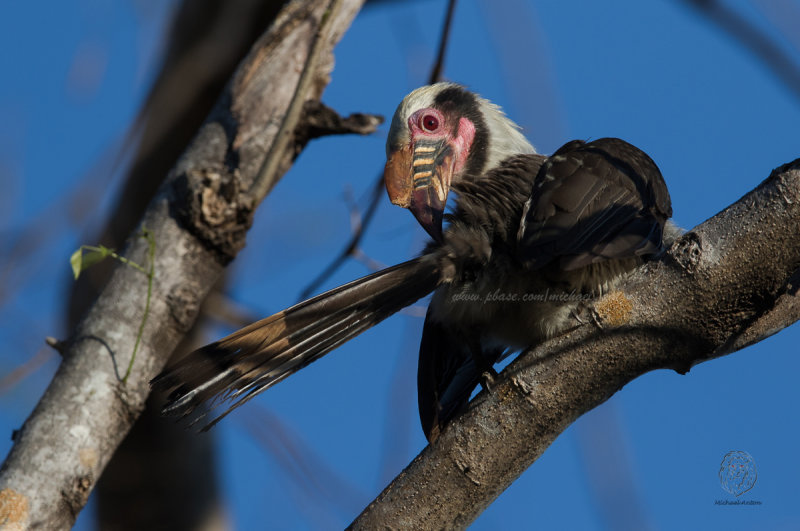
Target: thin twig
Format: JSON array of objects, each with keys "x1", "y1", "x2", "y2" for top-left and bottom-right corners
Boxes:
[
  {"x1": 44, "y1": 337, "x2": 67, "y2": 354},
  {"x1": 0, "y1": 347, "x2": 54, "y2": 395},
  {"x1": 203, "y1": 289, "x2": 264, "y2": 330},
  {"x1": 250, "y1": 0, "x2": 344, "y2": 202},
  {"x1": 237, "y1": 404, "x2": 366, "y2": 517},
  {"x1": 350, "y1": 247, "x2": 387, "y2": 272},
  {"x1": 299, "y1": 0, "x2": 458, "y2": 298},
  {"x1": 80, "y1": 245, "x2": 149, "y2": 275},
  {"x1": 428, "y1": 0, "x2": 458, "y2": 85},
  {"x1": 299, "y1": 174, "x2": 384, "y2": 299},
  {"x1": 680, "y1": 0, "x2": 800, "y2": 101},
  {"x1": 123, "y1": 229, "x2": 156, "y2": 384}
]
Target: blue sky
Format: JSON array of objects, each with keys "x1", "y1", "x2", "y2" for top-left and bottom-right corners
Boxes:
[{"x1": 1, "y1": 1, "x2": 799, "y2": 529}]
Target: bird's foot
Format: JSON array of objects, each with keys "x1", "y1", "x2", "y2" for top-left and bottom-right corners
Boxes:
[
  {"x1": 480, "y1": 368, "x2": 499, "y2": 392},
  {"x1": 571, "y1": 305, "x2": 604, "y2": 330},
  {"x1": 570, "y1": 307, "x2": 587, "y2": 325},
  {"x1": 589, "y1": 307, "x2": 604, "y2": 330}
]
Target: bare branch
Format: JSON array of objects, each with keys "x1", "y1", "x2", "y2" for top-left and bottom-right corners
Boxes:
[
  {"x1": 300, "y1": 174, "x2": 384, "y2": 299},
  {"x1": 755, "y1": 0, "x2": 800, "y2": 60},
  {"x1": 300, "y1": 0, "x2": 459, "y2": 298},
  {"x1": 427, "y1": 0, "x2": 458, "y2": 85},
  {"x1": 238, "y1": 405, "x2": 367, "y2": 518},
  {"x1": 680, "y1": 0, "x2": 800, "y2": 101},
  {"x1": 350, "y1": 159, "x2": 800, "y2": 528},
  {"x1": 295, "y1": 100, "x2": 383, "y2": 144},
  {"x1": 0, "y1": 1, "x2": 366, "y2": 528},
  {"x1": 0, "y1": 348, "x2": 54, "y2": 395},
  {"x1": 202, "y1": 289, "x2": 264, "y2": 331}
]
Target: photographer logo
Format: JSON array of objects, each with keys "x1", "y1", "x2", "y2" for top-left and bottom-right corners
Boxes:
[{"x1": 718, "y1": 450, "x2": 757, "y2": 497}]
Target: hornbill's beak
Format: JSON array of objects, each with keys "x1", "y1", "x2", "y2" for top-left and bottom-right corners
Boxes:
[{"x1": 384, "y1": 139, "x2": 454, "y2": 242}]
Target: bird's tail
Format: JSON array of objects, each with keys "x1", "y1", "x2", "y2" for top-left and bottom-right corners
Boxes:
[{"x1": 151, "y1": 257, "x2": 439, "y2": 430}]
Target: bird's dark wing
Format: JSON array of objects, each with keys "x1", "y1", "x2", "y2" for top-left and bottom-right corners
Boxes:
[
  {"x1": 517, "y1": 138, "x2": 672, "y2": 270},
  {"x1": 152, "y1": 257, "x2": 439, "y2": 430},
  {"x1": 417, "y1": 308, "x2": 504, "y2": 442}
]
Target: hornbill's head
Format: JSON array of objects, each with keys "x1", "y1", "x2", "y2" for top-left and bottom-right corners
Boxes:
[{"x1": 384, "y1": 83, "x2": 536, "y2": 241}]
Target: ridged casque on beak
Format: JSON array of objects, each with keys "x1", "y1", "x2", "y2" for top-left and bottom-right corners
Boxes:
[{"x1": 384, "y1": 139, "x2": 454, "y2": 242}]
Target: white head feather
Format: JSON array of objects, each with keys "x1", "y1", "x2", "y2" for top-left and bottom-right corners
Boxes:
[{"x1": 387, "y1": 83, "x2": 536, "y2": 176}]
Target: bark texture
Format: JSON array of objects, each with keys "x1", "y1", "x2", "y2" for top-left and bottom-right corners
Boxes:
[
  {"x1": 76, "y1": 3, "x2": 288, "y2": 529},
  {"x1": 350, "y1": 159, "x2": 800, "y2": 529},
  {"x1": 0, "y1": 1, "x2": 367, "y2": 528}
]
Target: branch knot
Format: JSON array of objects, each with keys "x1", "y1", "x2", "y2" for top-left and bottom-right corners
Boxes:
[
  {"x1": 671, "y1": 232, "x2": 703, "y2": 274},
  {"x1": 173, "y1": 166, "x2": 255, "y2": 264}
]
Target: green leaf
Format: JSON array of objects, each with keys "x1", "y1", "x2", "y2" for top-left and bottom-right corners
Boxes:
[
  {"x1": 70, "y1": 246, "x2": 112, "y2": 279},
  {"x1": 70, "y1": 249, "x2": 83, "y2": 279}
]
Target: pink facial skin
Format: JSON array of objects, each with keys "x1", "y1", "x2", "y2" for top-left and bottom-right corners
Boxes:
[
  {"x1": 408, "y1": 108, "x2": 475, "y2": 177},
  {"x1": 451, "y1": 117, "x2": 475, "y2": 175}
]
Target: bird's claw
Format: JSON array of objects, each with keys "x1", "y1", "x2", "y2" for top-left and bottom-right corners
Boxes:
[
  {"x1": 570, "y1": 307, "x2": 587, "y2": 325},
  {"x1": 480, "y1": 368, "x2": 499, "y2": 392},
  {"x1": 571, "y1": 305, "x2": 604, "y2": 330},
  {"x1": 589, "y1": 307, "x2": 604, "y2": 330}
]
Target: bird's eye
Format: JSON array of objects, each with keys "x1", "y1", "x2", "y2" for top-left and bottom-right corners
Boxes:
[{"x1": 420, "y1": 114, "x2": 440, "y2": 132}]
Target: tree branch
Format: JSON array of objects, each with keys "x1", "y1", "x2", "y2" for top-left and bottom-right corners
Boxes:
[
  {"x1": 0, "y1": 1, "x2": 366, "y2": 528},
  {"x1": 84, "y1": 3, "x2": 287, "y2": 528},
  {"x1": 350, "y1": 158, "x2": 800, "y2": 529},
  {"x1": 679, "y1": 0, "x2": 800, "y2": 101},
  {"x1": 300, "y1": 0, "x2": 458, "y2": 299},
  {"x1": 427, "y1": 0, "x2": 458, "y2": 85}
]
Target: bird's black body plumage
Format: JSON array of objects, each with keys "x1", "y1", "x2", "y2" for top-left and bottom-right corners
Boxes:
[
  {"x1": 153, "y1": 84, "x2": 672, "y2": 441},
  {"x1": 418, "y1": 139, "x2": 671, "y2": 439}
]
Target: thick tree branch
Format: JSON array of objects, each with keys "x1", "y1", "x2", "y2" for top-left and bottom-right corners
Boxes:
[
  {"x1": 350, "y1": 159, "x2": 800, "y2": 529},
  {"x1": 0, "y1": 1, "x2": 366, "y2": 528},
  {"x1": 87, "y1": 3, "x2": 287, "y2": 529}
]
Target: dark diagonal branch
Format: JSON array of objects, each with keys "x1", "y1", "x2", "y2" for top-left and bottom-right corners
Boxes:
[
  {"x1": 300, "y1": 0, "x2": 458, "y2": 298},
  {"x1": 427, "y1": 0, "x2": 458, "y2": 85},
  {"x1": 681, "y1": 0, "x2": 800, "y2": 101},
  {"x1": 300, "y1": 174, "x2": 384, "y2": 299},
  {"x1": 350, "y1": 159, "x2": 800, "y2": 528}
]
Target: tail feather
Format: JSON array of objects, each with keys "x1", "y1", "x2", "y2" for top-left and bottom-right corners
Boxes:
[
  {"x1": 198, "y1": 315, "x2": 382, "y2": 430},
  {"x1": 151, "y1": 257, "x2": 439, "y2": 429}
]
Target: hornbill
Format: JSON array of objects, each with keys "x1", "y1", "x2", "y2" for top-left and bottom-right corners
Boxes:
[{"x1": 152, "y1": 83, "x2": 673, "y2": 442}]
